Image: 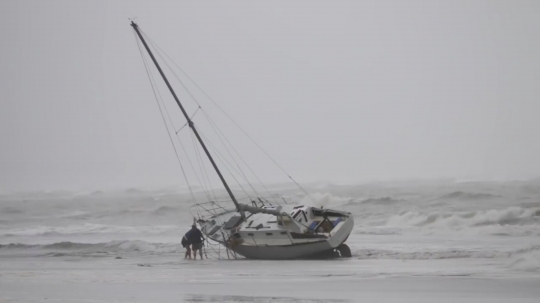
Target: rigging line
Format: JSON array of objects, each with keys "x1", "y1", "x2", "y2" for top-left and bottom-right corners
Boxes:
[
  {"x1": 176, "y1": 106, "x2": 201, "y2": 134},
  {"x1": 138, "y1": 37, "x2": 214, "y2": 204},
  {"x1": 200, "y1": 108, "x2": 278, "y2": 203},
  {"x1": 199, "y1": 131, "x2": 252, "y2": 199},
  {"x1": 198, "y1": 134, "x2": 251, "y2": 192},
  {"x1": 197, "y1": 129, "x2": 255, "y2": 199},
  {"x1": 140, "y1": 30, "x2": 313, "y2": 203},
  {"x1": 143, "y1": 39, "x2": 215, "y2": 202},
  {"x1": 176, "y1": 134, "x2": 212, "y2": 201},
  {"x1": 146, "y1": 31, "x2": 265, "y2": 201},
  {"x1": 156, "y1": 96, "x2": 213, "y2": 202},
  {"x1": 142, "y1": 30, "x2": 314, "y2": 204},
  {"x1": 189, "y1": 130, "x2": 215, "y2": 201},
  {"x1": 189, "y1": 130, "x2": 219, "y2": 201},
  {"x1": 188, "y1": 130, "x2": 212, "y2": 201},
  {"x1": 199, "y1": 109, "x2": 262, "y2": 199},
  {"x1": 173, "y1": 129, "x2": 213, "y2": 202},
  {"x1": 160, "y1": 106, "x2": 213, "y2": 201},
  {"x1": 141, "y1": 29, "x2": 202, "y2": 107},
  {"x1": 188, "y1": 130, "x2": 218, "y2": 201},
  {"x1": 133, "y1": 31, "x2": 197, "y2": 205},
  {"x1": 138, "y1": 25, "x2": 242, "y2": 212},
  {"x1": 138, "y1": 40, "x2": 212, "y2": 201},
  {"x1": 171, "y1": 130, "x2": 213, "y2": 201}
]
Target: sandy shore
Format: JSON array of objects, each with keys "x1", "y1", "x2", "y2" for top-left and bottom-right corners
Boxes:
[{"x1": 1, "y1": 254, "x2": 539, "y2": 303}]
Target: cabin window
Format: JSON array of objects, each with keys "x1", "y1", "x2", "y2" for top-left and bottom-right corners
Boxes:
[
  {"x1": 208, "y1": 225, "x2": 221, "y2": 236},
  {"x1": 265, "y1": 233, "x2": 273, "y2": 236},
  {"x1": 312, "y1": 208, "x2": 324, "y2": 217},
  {"x1": 247, "y1": 233, "x2": 254, "y2": 236},
  {"x1": 292, "y1": 210, "x2": 308, "y2": 223},
  {"x1": 280, "y1": 231, "x2": 287, "y2": 235}
]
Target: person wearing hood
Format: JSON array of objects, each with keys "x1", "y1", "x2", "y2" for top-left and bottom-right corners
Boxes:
[
  {"x1": 181, "y1": 232, "x2": 191, "y2": 259},
  {"x1": 185, "y1": 224, "x2": 204, "y2": 260}
]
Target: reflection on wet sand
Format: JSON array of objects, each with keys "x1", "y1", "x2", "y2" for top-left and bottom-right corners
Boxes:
[{"x1": 185, "y1": 294, "x2": 350, "y2": 302}]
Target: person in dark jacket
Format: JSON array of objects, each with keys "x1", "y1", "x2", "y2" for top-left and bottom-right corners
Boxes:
[
  {"x1": 185, "y1": 224, "x2": 204, "y2": 260},
  {"x1": 181, "y1": 233, "x2": 191, "y2": 259}
]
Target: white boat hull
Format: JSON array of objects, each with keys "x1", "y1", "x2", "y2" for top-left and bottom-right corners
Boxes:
[
  {"x1": 203, "y1": 208, "x2": 354, "y2": 259},
  {"x1": 231, "y1": 240, "x2": 333, "y2": 259}
]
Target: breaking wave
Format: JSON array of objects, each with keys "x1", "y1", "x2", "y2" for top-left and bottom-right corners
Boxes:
[
  {"x1": 353, "y1": 228, "x2": 401, "y2": 235},
  {"x1": 386, "y1": 207, "x2": 540, "y2": 229},
  {"x1": 507, "y1": 245, "x2": 540, "y2": 272},
  {"x1": 439, "y1": 191, "x2": 499, "y2": 200},
  {"x1": 152, "y1": 206, "x2": 181, "y2": 215},
  {"x1": 360, "y1": 197, "x2": 402, "y2": 205},
  {"x1": 3, "y1": 240, "x2": 538, "y2": 266},
  {"x1": 0, "y1": 223, "x2": 179, "y2": 237},
  {"x1": 299, "y1": 193, "x2": 353, "y2": 207},
  {"x1": 0, "y1": 240, "x2": 182, "y2": 256},
  {"x1": 353, "y1": 245, "x2": 540, "y2": 261},
  {"x1": 57, "y1": 206, "x2": 184, "y2": 221},
  {"x1": 0, "y1": 206, "x2": 24, "y2": 214}
]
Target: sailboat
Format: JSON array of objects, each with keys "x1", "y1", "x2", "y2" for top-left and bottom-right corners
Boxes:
[{"x1": 131, "y1": 21, "x2": 354, "y2": 259}]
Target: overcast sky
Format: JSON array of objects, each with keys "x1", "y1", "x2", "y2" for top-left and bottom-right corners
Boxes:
[{"x1": 1, "y1": 0, "x2": 539, "y2": 192}]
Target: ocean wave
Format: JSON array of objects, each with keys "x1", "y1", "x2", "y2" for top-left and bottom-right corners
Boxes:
[
  {"x1": 0, "y1": 206, "x2": 24, "y2": 214},
  {"x1": 298, "y1": 193, "x2": 353, "y2": 208},
  {"x1": 4, "y1": 240, "x2": 537, "y2": 262},
  {"x1": 386, "y1": 207, "x2": 540, "y2": 229},
  {"x1": 353, "y1": 227, "x2": 401, "y2": 235},
  {"x1": 439, "y1": 191, "x2": 499, "y2": 200},
  {"x1": 42, "y1": 205, "x2": 185, "y2": 221},
  {"x1": 0, "y1": 223, "x2": 179, "y2": 237},
  {"x1": 353, "y1": 245, "x2": 540, "y2": 260},
  {"x1": 152, "y1": 206, "x2": 181, "y2": 214},
  {"x1": 360, "y1": 197, "x2": 402, "y2": 205},
  {"x1": 507, "y1": 245, "x2": 540, "y2": 272},
  {"x1": 2, "y1": 240, "x2": 539, "y2": 265},
  {"x1": 0, "y1": 240, "x2": 182, "y2": 256}
]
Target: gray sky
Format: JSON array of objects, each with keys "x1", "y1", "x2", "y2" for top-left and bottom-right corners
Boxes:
[{"x1": 1, "y1": 0, "x2": 539, "y2": 192}]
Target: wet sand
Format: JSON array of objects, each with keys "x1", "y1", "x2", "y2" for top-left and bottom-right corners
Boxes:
[{"x1": 1, "y1": 254, "x2": 539, "y2": 303}]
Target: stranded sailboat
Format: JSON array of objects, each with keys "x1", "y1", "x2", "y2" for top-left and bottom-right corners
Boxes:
[{"x1": 131, "y1": 21, "x2": 354, "y2": 259}]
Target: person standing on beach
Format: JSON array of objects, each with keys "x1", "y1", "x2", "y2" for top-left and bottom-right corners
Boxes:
[
  {"x1": 181, "y1": 233, "x2": 191, "y2": 259},
  {"x1": 185, "y1": 224, "x2": 204, "y2": 260}
]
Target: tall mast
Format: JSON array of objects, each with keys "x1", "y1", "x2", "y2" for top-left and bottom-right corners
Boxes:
[{"x1": 131, "y1": 21, "x2": 241, "y2": 211}]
